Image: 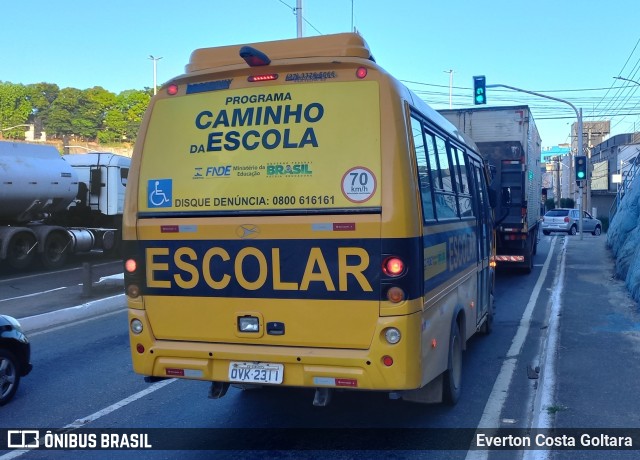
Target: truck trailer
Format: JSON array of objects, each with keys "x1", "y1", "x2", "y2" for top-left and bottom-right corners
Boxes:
[
  {"x1": 0, "y1": 141, "x2": 130, "y2": 271},
  {"x1": 439, "y1": 106, "x2": 542, "y2": 273}
]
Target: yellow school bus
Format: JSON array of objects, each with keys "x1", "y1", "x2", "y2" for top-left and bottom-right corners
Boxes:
[{"x1": 123, "y1": 33, "x2": 495, "y2": 406}]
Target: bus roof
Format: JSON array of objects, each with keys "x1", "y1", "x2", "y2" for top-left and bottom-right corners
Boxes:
[{"x1": 186, "y1": 33, "x2": 374, "y2": 73}]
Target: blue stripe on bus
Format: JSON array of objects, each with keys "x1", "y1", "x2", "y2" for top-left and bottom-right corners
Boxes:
[{"x1": 134, "y1": 229, "x2": 477, "y2": 301}]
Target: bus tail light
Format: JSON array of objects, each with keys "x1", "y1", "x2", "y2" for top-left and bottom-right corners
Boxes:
[
  {"x1": 382, "y1": 256, "x2": 405, "y2": 276},
  {"x1": 125, "y1": 258, "x2": 137, "y2": 273},
  {"x1": 356, "y1": 67, "x2": 368, "y2": 79},
  {"x1": 382, "y1": 355, "x2": 394, "y2": 366}
]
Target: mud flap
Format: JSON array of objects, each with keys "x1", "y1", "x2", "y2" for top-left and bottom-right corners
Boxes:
[{"x1": 400, "y1": 374, "x2": 444, "y2": 404}]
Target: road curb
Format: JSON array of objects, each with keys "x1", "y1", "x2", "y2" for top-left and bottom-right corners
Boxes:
[{"x1": 20, "y1": 293, "x2": 126, "y2": 333}]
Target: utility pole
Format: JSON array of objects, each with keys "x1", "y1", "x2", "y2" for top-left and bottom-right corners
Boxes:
[
  {"x1": 445, "y1": 70, "x2": 453, "y2": 109},
  {"x1": 296, "y1": 0, "x2": 303, "y2": 38},
  {"x1": 556, "y1": 156, "x2": 561, "y2": 207},
  {"x1": 148, "y1": 55, "x2": 162, "y2": 95}
]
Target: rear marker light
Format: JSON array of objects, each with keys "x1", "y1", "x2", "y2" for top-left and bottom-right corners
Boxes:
[
  {"x1": 382, "y1": 355, "x2": 394, "y2": 367},
  {"x1": 136, "y1": 343, "x2": 145, "y2": 354},
  {"x1": 356, "y1": 67, "x2": 368, "y2": 79},
  {"x1": 167, "y1": 84, "x2": 179, "y2": 96}
]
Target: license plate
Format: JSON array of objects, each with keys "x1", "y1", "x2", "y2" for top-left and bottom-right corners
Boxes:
[{"x1": 228, "y1": 362, "x2": 283, "y2": 384}]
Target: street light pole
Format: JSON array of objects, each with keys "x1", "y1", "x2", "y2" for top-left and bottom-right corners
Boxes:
[{"x1": 148, "y1": 55, "x2": 163, "y2": 95}]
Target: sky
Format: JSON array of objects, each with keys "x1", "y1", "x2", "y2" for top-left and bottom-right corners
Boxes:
[{"x1": 2, "y1": 0, "x2": 640, "y2": 149}]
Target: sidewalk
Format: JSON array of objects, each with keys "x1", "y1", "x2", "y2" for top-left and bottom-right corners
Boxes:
[{"x1": 553, "y1": 233, "x2": 640, "y2": 429}]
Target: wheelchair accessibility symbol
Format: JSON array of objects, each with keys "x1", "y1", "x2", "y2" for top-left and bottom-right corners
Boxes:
[{"x1": 148, "y1": 179, "x2": 172, "y2": 208}]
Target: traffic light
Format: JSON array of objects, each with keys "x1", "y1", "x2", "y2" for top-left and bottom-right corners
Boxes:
[
  {"x1": 473, "y1": 76, "x2": 486, "y2": 105},
  {"x1": 575, "y1": 155, "x2": 587, "y2": 182}
]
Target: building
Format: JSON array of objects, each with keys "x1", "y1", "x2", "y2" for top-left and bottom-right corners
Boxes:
[
  {"x1": 590, "y1": 132, "x2": 640, "y2": 220},
  {"x1": 541, "y1": 145, "x2": 570, "y2": 207}
]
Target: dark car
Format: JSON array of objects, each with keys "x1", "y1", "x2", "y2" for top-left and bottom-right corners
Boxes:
[{"x1": 0, "y1": 315, "x2": 32, "y2": 405}]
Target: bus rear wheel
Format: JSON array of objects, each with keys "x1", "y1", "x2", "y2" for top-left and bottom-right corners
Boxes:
[{"x1": 443, "y1": 320, "x2": 462, "y2": 405}]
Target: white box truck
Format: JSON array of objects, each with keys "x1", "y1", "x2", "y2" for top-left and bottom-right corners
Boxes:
[{"x1": 439, "y1": 106, "x2": 542, "y2": 273}]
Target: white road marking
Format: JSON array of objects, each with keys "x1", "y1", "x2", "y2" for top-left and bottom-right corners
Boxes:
[
  {"x1": 465, "y1": 237, "x2": 557, "y2": 460},
  {"x1": 0, "y1": 379, "x2": 176, "y2": 459},
  {"x1": 0, "y1": 287, "x2": 67, "y2": 303},
  {"x1": 522, "y1": 237, "x2": 568, "y2": 460}
]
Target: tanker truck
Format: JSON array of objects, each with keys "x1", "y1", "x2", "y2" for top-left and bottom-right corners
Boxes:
[{"x1": 0, "y1": 141, "x2": 130, "y2": 271}]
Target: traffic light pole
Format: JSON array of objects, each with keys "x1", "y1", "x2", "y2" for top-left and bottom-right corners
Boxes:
[{"x1": 485, "y1": 83, "x2": 585, "y2": 239}]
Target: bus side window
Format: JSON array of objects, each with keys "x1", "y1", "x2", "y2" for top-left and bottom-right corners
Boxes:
[
  {"x1": 452, "y1": 146, "x2": 473, "y2": 218},
  {"x1": 429, "y1": 133, "x2": 458, "y2": 219},
  {"x1": 410, "y1": 116, "x2": 435, "y2": 222}
]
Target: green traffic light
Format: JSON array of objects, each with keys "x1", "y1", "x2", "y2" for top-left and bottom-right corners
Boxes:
[{"x1": 577, "y1": 172, "x2": 585, "y2": 179}]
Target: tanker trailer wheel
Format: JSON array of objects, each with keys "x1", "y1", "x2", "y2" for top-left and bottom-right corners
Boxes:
[
  {"x1": 41, "y1": 232, "x2": 69, "y2": 269},
  {"x1": 7, "y1": 233, "x2": 37, "y2": 270}
]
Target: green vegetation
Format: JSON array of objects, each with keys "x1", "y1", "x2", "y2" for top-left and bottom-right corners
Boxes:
[{"x1": 0, "y1": 81, "x2": 152, "y2": 143}]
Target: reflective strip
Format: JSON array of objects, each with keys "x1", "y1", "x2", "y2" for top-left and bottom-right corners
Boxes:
[{"x1": 494, "y1": 255, "x2": 525, "y2": 262}]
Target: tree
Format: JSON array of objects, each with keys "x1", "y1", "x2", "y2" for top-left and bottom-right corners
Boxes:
[
  {"x1": 100, "y1": 90, "x2": 150, "y2": 143},
  {"x1": 46, "y1": 86, "x2": 117, "y2": 140},
  {"x1": 0, "y1": 82, "x2": 32, "y2": 138},
  {"x1": 26, "y1": 82, "x2": 60, "y2": 132},
  {"x1": 46, "y1": 87, "x2": 83, "y2": 137}
]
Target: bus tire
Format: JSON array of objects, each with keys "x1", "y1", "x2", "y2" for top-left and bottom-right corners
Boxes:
[{"x1": 443, "y1": 319, "x2": 463, "y2": 405}]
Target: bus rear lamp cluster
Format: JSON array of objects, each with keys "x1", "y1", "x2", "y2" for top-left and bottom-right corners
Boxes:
[{"x1": 125, "y1": 258, "x2": 141, "y2": 298}]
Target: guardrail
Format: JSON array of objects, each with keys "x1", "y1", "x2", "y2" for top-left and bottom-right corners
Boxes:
[{"x1": 609, "y1": 160, "x2": 640, "y2": 222}]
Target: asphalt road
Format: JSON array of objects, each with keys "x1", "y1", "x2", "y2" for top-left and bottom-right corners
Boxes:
[{"x1": 0, "y1": 235, "x2": 567, "y2": 460}]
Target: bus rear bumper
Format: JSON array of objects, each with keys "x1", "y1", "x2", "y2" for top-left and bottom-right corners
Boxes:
[{"x1": 128, "y1": 310, "x2": 423, "y2": 392}]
